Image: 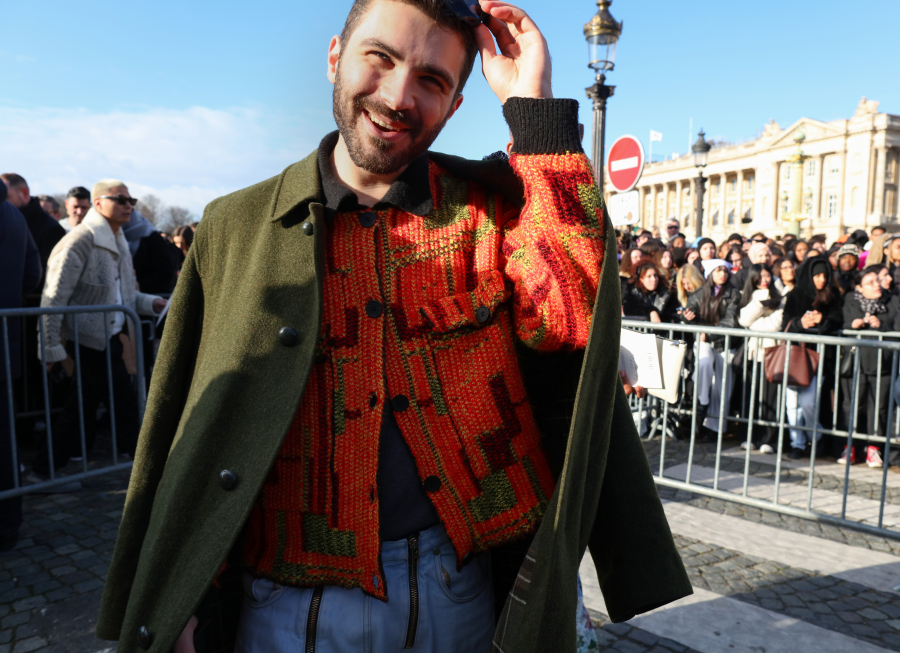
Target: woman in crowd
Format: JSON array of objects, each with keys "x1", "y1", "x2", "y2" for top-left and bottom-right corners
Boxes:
[
  {"x1": 782, "y1": 258, "x2": 843, "y2": 459},
  {"x1": 737, "y1": 264, "x2": 784, "y2": 453},
  {"x1": 772, "y1": 257, "x2": 797, "y2": 294},
  {"x1": 619, "y1": 248, "x2": 641, "y2": 295},
  {"x1": 838, "y1": 266, "x2": 900, "y2": 467},
  {"x1": 172, "y1": 225, "x2": 193, "y2": 261},
  {"x1": 681, "y1": 259, "x2": 740, "y2": 438},
  {"x1": 726, "y1": 247, "x2": 745, "y2": 273},
  {"x1": 788, "y1": 240, "x2": 809, "y2": 265},
  {"x1": 675, "y1": 264, "x2": 705, "y2": 309},
  {"x1": 622, "y1": 258, "x2": 677, "y2": 323},
  {"x1": 659, "y1": 249, "x2": 676, "y2": 286},
  {"x1": 685, "y1": 249, "x2": 700, "y2": 268},
  {"x1": 874, "y1": 263, "x2": 897, "y2": 298},
  {"x1": 696, "y1": 238, "x2": 717, "y2": 263}
]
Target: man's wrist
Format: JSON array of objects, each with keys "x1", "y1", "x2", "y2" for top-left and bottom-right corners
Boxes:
[{"x1": 502, "y1": 98, "x2": 582, "y2": 156}]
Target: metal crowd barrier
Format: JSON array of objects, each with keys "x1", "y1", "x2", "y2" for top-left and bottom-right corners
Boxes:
[
  {"x1": 622, "y1": 319, "x2": 900, "y2": 541},
  {"x1": 0, "y1": 305, "x2": 146, "y2": 499}
]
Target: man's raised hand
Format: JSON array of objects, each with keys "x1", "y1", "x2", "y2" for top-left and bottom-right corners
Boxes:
[{"x1": 474, "y1": 1, "x2": 552, "y2": 104}]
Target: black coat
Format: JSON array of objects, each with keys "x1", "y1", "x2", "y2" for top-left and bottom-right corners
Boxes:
[
  {"x1": 842, "y1": 292, "x2": 900, "y2": 376},
  {"x1": 622, "y1": 283, "x2": 677, "y2": 322},
  {"x1": 0, "y1": 184, "x2": 42, "y2": 379},
  {"x1": 19, "y1": 196, "x2": 65, "y2": 298},
  {"x1": 683, "y1": 285, "x2": 740, "y2": 351},
  {"x1": 133, "y1": 232, "x2": 180, "y2": 295}
]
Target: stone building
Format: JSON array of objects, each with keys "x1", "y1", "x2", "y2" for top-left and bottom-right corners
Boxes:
[{"x1": 611, "y1": 97, "x2": 900, "y2": 242}]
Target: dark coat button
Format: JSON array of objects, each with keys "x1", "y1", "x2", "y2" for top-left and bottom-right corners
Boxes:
[
  {"x1": 138, "y1": 626, "x2": 152, "y2": 650},
  {"x1": 392, "y1": 394, "x2": 410, "y2": 412},
  {"x1": 423, "y1": 475, "x2": 441, "y2": 493},
  {"x1": 302, "y1": 221, "x2": 315, "y2": 236},
  {"x1": 369, "y1": 393, "x2": 378, "y2": 409},
  {"x1": 359, "y1": 211, "x2": 377, "y2": 228},
  {"x1": 476, "y1": 306, "x2": 491, "y2": 323},
  {"x1": 279, "y1": 327, "x2": 299, "y2": 347},
  {"x1": 365, "y1": 300, "x2": 383, "y2": 318},
  {"x1": 219, "y1": 469, "x2": 238, "y2": 490}
]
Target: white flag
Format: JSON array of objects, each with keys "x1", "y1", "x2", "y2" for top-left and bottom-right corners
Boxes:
[{"x1": 650, "y1": 130, "x2": 663, "y2": 142}]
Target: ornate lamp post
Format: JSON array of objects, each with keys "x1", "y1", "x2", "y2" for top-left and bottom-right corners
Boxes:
[
  {"x1": 691, "y1": 130, "x2": 711, "y2": 238},
  {"x1": 584, "y1": 0, "x2": 622, "y2": 191},
  {"x1": 782, "y1": 131, "x2": 810, "y2": 237}
]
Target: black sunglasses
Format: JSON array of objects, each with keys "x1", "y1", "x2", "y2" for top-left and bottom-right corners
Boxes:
[
  {"x1": 444, "y1": 0, "x2": 490, "y2": 26},
  {"x1": 99, "y1": 194, "x2": 138, "y2": 207}
]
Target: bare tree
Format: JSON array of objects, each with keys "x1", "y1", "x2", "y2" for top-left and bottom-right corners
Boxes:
[
  {"x1": 136, "y1": 194, "x2": 165, "y2": 225},
  {"x1": 160, "y1": 206, "x2": 194, "y2": 232}
]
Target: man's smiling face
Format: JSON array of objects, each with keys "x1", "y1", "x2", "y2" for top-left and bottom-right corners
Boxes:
[{"x1": 328, "y1": 0, "x2": 468, "y2": 175}]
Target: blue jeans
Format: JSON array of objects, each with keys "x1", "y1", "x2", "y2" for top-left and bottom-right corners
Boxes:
[{"x1": 235, "y1": 524, "x2": 495, "y2": 653}]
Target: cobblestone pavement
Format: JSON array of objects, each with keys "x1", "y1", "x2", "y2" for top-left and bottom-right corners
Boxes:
[{"x1": 4, "y1": 444, "x2": 900, "y2": 651}]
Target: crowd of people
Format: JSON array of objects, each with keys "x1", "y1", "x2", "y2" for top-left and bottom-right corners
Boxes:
[
  {"x1": 0, "y1": 172, "x2": 195, "y2": 551},
  {"x1": 619, "y1": 217, "x2": 900, "y2": 470}
]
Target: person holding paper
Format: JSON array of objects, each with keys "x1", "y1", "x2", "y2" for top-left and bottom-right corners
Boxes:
[{"x1": 680, "y1": 259, "x2": 740, "y2": 439}]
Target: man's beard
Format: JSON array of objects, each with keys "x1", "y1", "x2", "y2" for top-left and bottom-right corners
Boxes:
[{"x1": 332, "y1": 64, "x2": 452, "y2": 175}]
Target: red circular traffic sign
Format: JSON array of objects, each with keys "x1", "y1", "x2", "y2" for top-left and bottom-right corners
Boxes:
[{"x1": 606, "y1": 135, "x2": 645, "y2": 193}]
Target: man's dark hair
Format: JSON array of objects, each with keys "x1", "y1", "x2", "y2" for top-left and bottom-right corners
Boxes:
[
  {"x1": 0, "y1": 173, "x2": 27, "y2": 189},
  {"x1": 339, "y1": 0, "x2": 479, "y2": 96},
  {"x1": 36, "y1": 194, "x2": 59, "y2": 211},
  {"x1": 67, "y1": 186, "x2": 90, "y2": 200}
]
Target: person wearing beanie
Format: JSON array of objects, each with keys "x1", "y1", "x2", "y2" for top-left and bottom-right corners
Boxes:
[
  {"x1": 680, "y1": 258, "x2": 740, "y2": 439},
  {"x1": 835, "y1": 243, "x2": 861, "y2": 294}
]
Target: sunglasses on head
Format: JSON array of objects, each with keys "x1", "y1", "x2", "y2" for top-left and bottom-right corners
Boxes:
[
  {"x1": 443, "y1": 0, "x2": 490, "y2": 26},
  {"x1": 99, "y1": 194, "x2": 138, "y2": 207}
]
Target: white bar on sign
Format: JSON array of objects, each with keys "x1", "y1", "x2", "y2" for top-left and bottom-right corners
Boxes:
[{"x1": 610, "y1": 156, "x2": 639, "y2": 172}]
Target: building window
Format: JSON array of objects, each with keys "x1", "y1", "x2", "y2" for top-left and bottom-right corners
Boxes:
[
  {"x1": 684, "y1": 212, "x2": 690, "y2": 227},
  {"x1": 730, "y1": 178, "x2": 737, "y2": 193},
  {"x1": 711, "y1": 210, "x2": 719, "y2": 226},
  {"x1": 829, "y1": 156, "x2": 840, "y2": 174},
  {"x1": 807, "y1": 160, "x2": 817, "y2": 177},
  {"x1": 743, "y1": 207, "x2": 752, "y2": 223},
  {"x1": 785, "y1": 165, "x2": 791, "y2": 180},
  {"x1": 746, "y1": 176, "x2": 754, "y2": 191},
  {"x1": 827, "y1": 194, "x2": 838, "y2": 219},
  {"x1": 727, "y1": 209, "x2": 735, "y2": 225}
]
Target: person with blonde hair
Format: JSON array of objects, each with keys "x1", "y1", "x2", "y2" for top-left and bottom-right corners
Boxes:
[{"x1": 675, "y1": 263, "x2": 704, "y2": 307}]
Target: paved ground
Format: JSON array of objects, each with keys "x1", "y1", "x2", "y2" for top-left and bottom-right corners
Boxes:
[{"x1": 4, "y1": 433, "x2": 900, "y2": 652}]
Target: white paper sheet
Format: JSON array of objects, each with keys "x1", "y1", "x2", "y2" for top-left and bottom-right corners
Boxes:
[{"x1": 618, "y1": 328, "x2": 663, "y2": 389}]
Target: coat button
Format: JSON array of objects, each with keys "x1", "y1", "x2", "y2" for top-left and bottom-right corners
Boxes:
[
  {"x1": 423, "y1": 475, "x2": 441, "y2": 493},
  {"x1": 219, "y1": 469, "x2": 238, "y2": 490},
  {"x1": 476, "y1": 306, "x2": 491, "y2": 323},
  {"x1": 392, "y1": 394, "x2": 410, "y2": 412},
  {"x1": 279, "y1": 327, "x2": 298, "y2": 347},
  {"x1": 302, "y1": 221, "x2": 315, "y2": 236},
  {"x1": 138, "y1": 626, "x2": 152, "y2": 650},
  {"x1": 365, "y1": 300, "x2": 383, "y2": 318},
  {"x1": 359, "y1": 211, "x2": 377, "y2": 228}
]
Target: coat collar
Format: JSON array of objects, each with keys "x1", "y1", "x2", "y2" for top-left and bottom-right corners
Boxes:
[{"x1": 82, "y1": 208, "x2": 125, "y2": 255}]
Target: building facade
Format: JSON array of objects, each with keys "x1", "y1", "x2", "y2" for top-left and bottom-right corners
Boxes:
[{"x1": 609, "y1": 98, "x2": 900, "y2": 242}]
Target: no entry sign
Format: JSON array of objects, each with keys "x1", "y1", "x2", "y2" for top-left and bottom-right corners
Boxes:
[{"x1": 606, "y1": 135, "x2": 645, "y2": 193}]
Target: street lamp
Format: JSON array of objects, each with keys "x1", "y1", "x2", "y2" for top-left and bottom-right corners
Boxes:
[
  {"x1": 584, "y1": 0, "x2": 622, "y2": 192},
  {"x1": 691, "y1": 130, "x2": 711, "y2": 238}
]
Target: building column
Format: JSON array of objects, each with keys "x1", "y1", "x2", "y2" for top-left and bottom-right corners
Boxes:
[
  {"x1": 650, "y1": 185, "x2": 658, "y2": 230},
  {"x1": 675, "y1": 180, "x2": 683, "y2": 228},
  {"x1": 812, "y1": 154, "x2": 825, "y2": 234},
  {"x1": 873, "y1": 147, "x2": 887, "y2": 222},
  {"x1": 719, "y1": 174, "x2": 728, "y2": 232},
  {"x1": 736, "y1": 170, "x2": 744, "y2": 228}
]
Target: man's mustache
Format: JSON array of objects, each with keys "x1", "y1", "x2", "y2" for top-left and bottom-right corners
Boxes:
[{"x1": 353, "y1": 95, "x2": 422, "y2": 134}]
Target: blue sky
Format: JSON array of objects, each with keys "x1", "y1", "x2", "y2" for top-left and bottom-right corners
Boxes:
[{"x1": 1, "y1": 0, "x2": 898, "y2": 215}]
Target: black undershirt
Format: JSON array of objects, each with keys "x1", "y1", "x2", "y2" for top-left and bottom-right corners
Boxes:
[{"x1": 316, "y1": 132, "x2": 439, "y2": 542}]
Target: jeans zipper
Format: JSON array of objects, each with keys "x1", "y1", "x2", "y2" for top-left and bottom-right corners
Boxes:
[
  {"x1": 305, "y1": 586, "x2": 324, "y2": 653},
  {"x1": 403, "y1": 535, "x2": 420, "y2": 649}
]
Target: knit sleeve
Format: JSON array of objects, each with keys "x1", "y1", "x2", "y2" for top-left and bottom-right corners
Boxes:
[{"x1": 499, "y1": 98, "x2": 606, "y2": 351}]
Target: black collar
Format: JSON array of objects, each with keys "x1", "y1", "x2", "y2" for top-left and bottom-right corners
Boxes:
[{"x1": 316, "y1": 131, "x2": 433, "y2": 218}]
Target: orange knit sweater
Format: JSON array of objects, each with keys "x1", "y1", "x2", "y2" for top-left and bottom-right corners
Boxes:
[{"x1": 242, "y1": 150, "x2": 606, "y2": 600}]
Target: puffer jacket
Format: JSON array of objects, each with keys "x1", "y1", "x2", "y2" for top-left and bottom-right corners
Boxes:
[
  {"x1": 738, "y1": 289, "x2": 785, "y2": 361},
  {"x1": 40, "y1": 209, "x2": 159, "y2": 362}
]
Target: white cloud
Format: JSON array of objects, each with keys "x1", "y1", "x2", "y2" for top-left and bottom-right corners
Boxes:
[{"x1": 0, "y1": 104, "x2": 329, "y2": 215}]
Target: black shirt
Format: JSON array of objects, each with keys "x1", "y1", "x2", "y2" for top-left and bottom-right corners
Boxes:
[{"x1": 316, "y1": 131, "x2": 439, "y2": 542}]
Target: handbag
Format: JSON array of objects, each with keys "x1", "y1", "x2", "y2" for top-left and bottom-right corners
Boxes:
[{"x1": 763, "y1": 321, "x2": 820, "y2": 387}]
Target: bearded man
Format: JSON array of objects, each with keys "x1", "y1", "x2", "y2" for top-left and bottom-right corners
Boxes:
[{"x1": 97, "y1": 2, "x2": 691, "y2": 652}]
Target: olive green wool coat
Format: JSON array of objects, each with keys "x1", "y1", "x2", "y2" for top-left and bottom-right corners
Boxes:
[{"x1": 97, "y1": 149, "x2": 691, "y2": 653}]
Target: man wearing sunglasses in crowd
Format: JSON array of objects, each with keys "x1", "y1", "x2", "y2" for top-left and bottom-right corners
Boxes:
[
  {"x1": 33, "y1": 180, "x2": 167, "y2": 486},
  {"x1": 97, "y1": 1, "x2": 690, "y2": 652}
]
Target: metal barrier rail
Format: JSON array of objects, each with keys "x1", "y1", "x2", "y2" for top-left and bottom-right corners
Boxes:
[
  {"x1": 1, "y1": 305, "x2": 146, "y2": 499},
  {"x1": 622, "y1": 319, "x2": 900, "y2": 541}
]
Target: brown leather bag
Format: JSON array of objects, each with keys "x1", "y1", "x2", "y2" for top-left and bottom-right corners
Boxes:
[{"x1": 763, "y1": 321, "x2": 820, "y2": 387}]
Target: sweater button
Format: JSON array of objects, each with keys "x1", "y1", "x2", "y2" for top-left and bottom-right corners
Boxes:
[
  {"x1": 392, "y1": 394, "x2": 410, "y2": 412},
  {"x1": 279, "y1": 327, "x2": 299, "y2": 347},
  {"x1": 365, "y1": 300, "x2": 383, "y2": 318},
  {"x1": 302, "y1": 221, "x2": 314, "y2": 236},
  {"x1": 359, "y1": 211, "x2": 377, "y2": 228},
  {"x1": 423, "y1": 475, "x2": 441, "y2": 493},
  {"x1": 138, "y1": 626, "x2": 152, "y2": 650},
  {"x1": 475, "y1": 306, "x2": 491, "y2": 323},
  {"x1": 219, "y1": 469, "x2": 238, "y2": 491}
]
